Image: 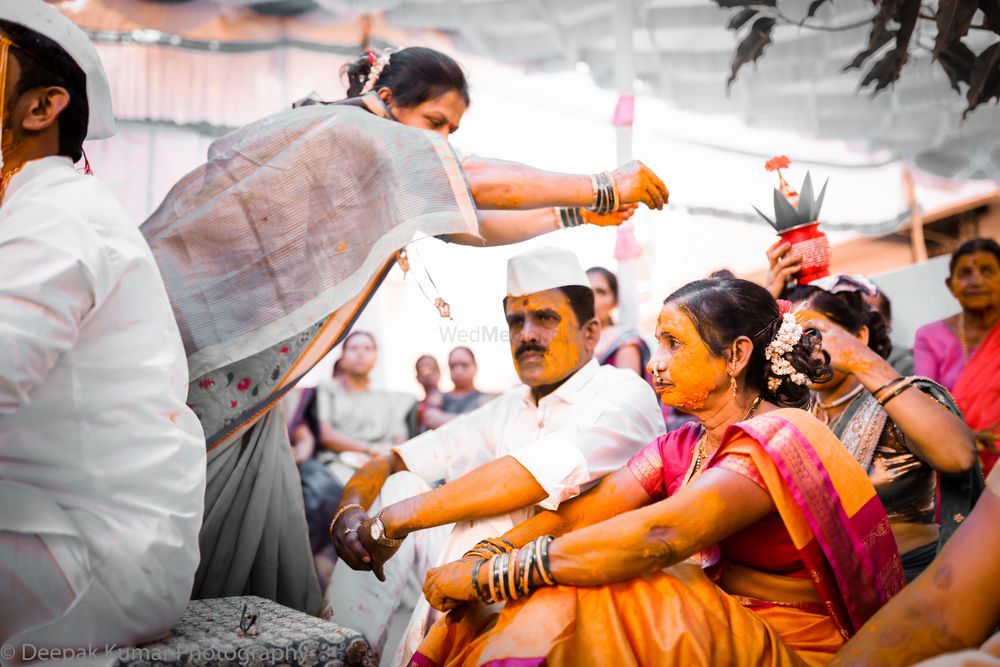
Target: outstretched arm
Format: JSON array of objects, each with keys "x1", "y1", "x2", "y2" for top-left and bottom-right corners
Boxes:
[
  {"x1": 422, "y1": 466, "x2": 773, "y2": 609},
  {"x1": 449, "y1": 205, "x2": 637, "y2": 247},
  {"x1": 830, "y1": 478, "x2": 1000, "y2": 666},
  {"x1": 380, "y1": 455, "x2": 547, "y2": 536},
  {"x1": 502, "y1": 465, "x2": 654, "y2": 546},
  {"x1": 543, "y1": 467, "x2": 771, "y2": 585},
  {"x1": 463, "y1": 158, "x2": 668, "y2": 211}
]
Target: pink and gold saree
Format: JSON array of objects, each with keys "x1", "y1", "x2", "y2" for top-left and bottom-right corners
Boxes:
[{"x1": 410, "y1": 409, "x2": 902, "y2": 667}]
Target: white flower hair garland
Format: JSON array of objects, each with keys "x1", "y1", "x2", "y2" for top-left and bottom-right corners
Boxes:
[
  {"x1": 765, "y1": 313, "x2": 810, "y2": 392},
  {"x1": 360, "y1": 49, "x2": 392, "y2": 95}
]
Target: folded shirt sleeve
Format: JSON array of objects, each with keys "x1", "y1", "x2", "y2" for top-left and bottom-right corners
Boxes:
[{"x1": 509, "y1": 377, "x2": 664, "y2": 511}]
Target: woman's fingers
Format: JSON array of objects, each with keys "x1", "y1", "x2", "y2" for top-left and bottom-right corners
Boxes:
[
  {"x1": 332, "y1": 511, "x2": 373, "y2": 571},
  {"x1": 645, "y1": 183, "x2": 664, "y2": 210},
  {"x1": 767, "y1": 240, "x2": 790, "y2": 266},
  {"x1": 612, "y1": 161, "x2": 668, "y2": 210}
]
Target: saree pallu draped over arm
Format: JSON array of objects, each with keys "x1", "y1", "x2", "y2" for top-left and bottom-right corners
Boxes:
[
  {"x1": 141, "y1": 98, "x2": 480, "y2": 612},
  {"x1": 953, "y1": 322, "x2": 1000, "y2": 476},
  {"x1": 410, "y1": 410, "x2": 902, "y2": 667}
]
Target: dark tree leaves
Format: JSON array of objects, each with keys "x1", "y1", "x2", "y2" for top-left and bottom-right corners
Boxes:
[
  {"x1": 843, "y1": 29, "x2": 896, "y2": 71},
  {"x1": 860, "y1": 47, "x2": 903, "y2": 94},
  {"x1": 933, "y1": 0, "x2": 979, "y2": 59},
  {"x1": 713, "y1": 0, "x2": 776, "y2": 7},
  {"x1": 894, "y1": 0, "x2": 921, "y2": 68},
  {"x1": 728, "y1": 17, "x2": 777, "y2": 88},
  {"x1": 938, "y1": 41, "x2": 976, "y2": 92},
  {"x1": 980, "y1": 0, "x2": 1000, "y2": 33},
  {"x1": 964, "y1": 42, "x2": 1000, "y2": 117},
  {"x1": 867, "y1": 0, "x2": 899, "y2": 51},
  {"x1": 728, "y1": 8, "x2": 759, "y2": 30},
  {"x1": 806, "y1": 0, "x2": 832, "y2": 17}
]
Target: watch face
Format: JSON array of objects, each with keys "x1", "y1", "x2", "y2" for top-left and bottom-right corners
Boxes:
[{"x1": 370, "y1": 520, "x2": 383, "y2": 541}]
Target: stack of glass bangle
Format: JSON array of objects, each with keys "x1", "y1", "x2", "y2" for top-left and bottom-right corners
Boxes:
[{"x1": 471, "y1": 535, "x2": 556, "y2": 604}]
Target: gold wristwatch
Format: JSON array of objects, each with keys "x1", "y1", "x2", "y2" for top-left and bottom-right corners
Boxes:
[{"x1": 369, "y1": 510, "x2": 404, "y2": 547}]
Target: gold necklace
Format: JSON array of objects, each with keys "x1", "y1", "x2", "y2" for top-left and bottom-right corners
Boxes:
[
  {"x1": 819, "y1": 382, "x2": 864, "y2": 410},
  {"x1": 692, "y1": 396, "x2": 763, "y2": 476}
]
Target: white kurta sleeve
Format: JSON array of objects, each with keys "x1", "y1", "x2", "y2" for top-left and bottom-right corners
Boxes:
[
  {"x1": 0, "y1": 236, "x2": 94, "y2": 414},
  {"x1": 394, "y1": 404, "x2": 498, "y2": 484},
  {"x1": 509, "y1": 380, "x2": 663, "y2": 510}
]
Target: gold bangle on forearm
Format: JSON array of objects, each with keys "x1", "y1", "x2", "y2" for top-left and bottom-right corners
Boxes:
[
  {"x1": 879, "y1": 376, "x2": 917, "y2": 407},
  {"x1": 871, "y1": 377, "x2": 904, "y2": 402}
]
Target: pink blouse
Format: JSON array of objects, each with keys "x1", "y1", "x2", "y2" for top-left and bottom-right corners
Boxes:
[
  {"x1": 627, "y1": 425, "x2": 807, "y2": 579},
  {"x1": 913, "y1": 319, "x2": 969, "y2": 391}
]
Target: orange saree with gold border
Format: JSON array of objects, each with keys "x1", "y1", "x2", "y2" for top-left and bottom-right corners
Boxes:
[{"x1": 410, "y1": 409, "x2": 902, "y2": 667}]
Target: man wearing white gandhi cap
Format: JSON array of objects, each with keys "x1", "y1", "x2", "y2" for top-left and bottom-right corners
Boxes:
[
  {"x1": 0, "y1": 0, "x2": 205, "y2": 652},
  {"x1": 324, "y1": 245, "x2": 665, "y2": 663}
]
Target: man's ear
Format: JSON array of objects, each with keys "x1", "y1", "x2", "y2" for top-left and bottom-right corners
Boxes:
[
  {"x1": 21, "y1": 86, "x2": 70, "y2": 133},
  {"x1": 582, "y1": 317, "x2": 601, "y2": 351},
  {"x1": 377, "y1": 87, "x2": 392, "y2": 105}
]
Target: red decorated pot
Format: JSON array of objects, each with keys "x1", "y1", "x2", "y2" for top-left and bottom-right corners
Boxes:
[{"x1": 778, "y1": 221, "x2": 830, "y2": 285}]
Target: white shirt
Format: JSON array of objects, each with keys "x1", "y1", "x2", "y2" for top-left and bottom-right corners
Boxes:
[
  {"x1": 397, "y1": 358, "x2": 665, "y2": 514},
  {"x1": 390, "y1": 358, "x2": 664, "y2": 665},
  {"x1": 0, "y1": 157, "x2": 206, "y2": 646}
]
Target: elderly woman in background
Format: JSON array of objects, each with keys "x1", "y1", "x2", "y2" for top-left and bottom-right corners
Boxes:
[
  {"x1": 411, "y1": 278, "x2": 902, "y2": 667},
  {"x1": 914, "y1": 238, "x2": 1000, "y2": 475},
  {"x1": 914, "y1": 238, "x2": 1000, "y2": 389},
  {"x1": 788, "y1": 275, "x2": 979, "y2": 582}
]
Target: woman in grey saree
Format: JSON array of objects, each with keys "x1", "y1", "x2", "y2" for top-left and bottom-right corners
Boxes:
[
  {"x1": 141, "y1": 47, "x2": 670, "y2": 613},
  {"x1": 791, "y1": 275, "x2": 982, "y2": 582}
]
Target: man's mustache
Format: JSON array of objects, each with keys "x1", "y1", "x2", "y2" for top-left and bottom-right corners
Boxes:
[{"x1": 516, "y1": 342, "x2": 548, "y2": 359}]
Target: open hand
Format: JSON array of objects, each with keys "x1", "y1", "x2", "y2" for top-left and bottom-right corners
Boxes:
[
  {"x1": 611, "y1": 161, "x2": 669, "y2": 210},
  {"x1": 764, "y1": 240, "x2": 802, "y2": 298},
  {"x1": 423, "y1": 558, "x2": 479, "y2": 612},
  {"x1": 581, "y1": 203, "x2": 638, "y2": 227}
]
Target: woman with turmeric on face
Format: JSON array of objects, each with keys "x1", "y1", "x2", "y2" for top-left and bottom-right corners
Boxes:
[{"x1": 410, "y1": 278, "x2": 904, "y2": 667}]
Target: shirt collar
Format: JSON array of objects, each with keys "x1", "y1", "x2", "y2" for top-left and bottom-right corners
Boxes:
[
  {"x1": 521, "y1": 356, "x2": 600, "y2": 408},
  {"x1": 2, "y1": 156, "x2": 75, "y2": 206}
]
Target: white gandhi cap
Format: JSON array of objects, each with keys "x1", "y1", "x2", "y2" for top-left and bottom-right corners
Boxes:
[
  {"x1": 506, "y1": 246, "x2": 591, "y2": 297},
  {"x1": 0, "y1": 0, "x2": 114, "y2": 140}
]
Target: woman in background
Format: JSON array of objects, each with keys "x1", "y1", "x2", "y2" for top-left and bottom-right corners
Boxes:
[
  {"x1": 587, "y1": 266, "x2": 649, "y2": 375},
  {"x1": 914, "y1": 238, "x2": 1000, "y2": 475}
]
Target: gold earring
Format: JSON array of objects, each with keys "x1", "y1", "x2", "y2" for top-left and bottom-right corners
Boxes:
[{"x1": 728, "y1": 358, "x2": 738, "y2": 399}]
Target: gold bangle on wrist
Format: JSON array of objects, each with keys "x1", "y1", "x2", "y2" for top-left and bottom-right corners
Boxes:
[{"x1": 329, "y1": 503, "x2": 364, "y2": 539}]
